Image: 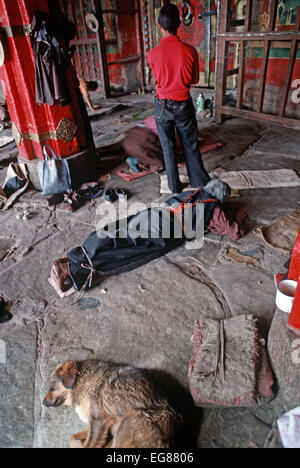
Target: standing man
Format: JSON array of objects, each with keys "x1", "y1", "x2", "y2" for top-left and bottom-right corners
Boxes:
[{"x1": 148, "y1": 2, "x2": 210, "y2": 194}]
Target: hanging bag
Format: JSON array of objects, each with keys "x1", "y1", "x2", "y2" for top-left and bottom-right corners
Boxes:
[{"x1": 38, "y1": 144, "x2": 72, "y2": 196}]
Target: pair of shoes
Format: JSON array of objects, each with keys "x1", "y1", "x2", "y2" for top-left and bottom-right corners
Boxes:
[
  {"x1": 74, "y1": 183, "x2": 103, "y2": 201},
  {"x1": 0, "y1": 297, "x2": 12, "y2": 324},
  {"x1": 104, "y1": 187, "x2": 127, "y2": 203},
  {"x1": 50, "y1": 258, "x2": 74, "y2": 293}
]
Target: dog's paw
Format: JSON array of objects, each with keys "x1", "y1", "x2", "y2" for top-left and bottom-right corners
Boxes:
[{"x1": 69, "y1": 435, "x2": 85, "y2": 449}]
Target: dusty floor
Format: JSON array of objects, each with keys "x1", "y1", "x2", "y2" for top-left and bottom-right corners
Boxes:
[{"x1": 0, "y1": 91, "x2": 299, "y2": 448}]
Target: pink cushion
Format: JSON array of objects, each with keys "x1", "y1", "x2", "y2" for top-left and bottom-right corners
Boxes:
[{"x1": 143, "y1": 115, "x2": 158, "y2": 136}]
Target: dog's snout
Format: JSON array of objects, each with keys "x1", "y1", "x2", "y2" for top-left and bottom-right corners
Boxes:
[
  {"x1": 43, "y1": 391, "x2": 60, "y2": 408},
  {"x1": 43, "y1": 398, "x2": 60, "y2": 408},
  {"x1": 42, "y1": 397, "x2": 51, "y2": 408}
]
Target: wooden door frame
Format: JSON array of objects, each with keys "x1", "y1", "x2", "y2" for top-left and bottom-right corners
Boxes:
[
  {"x1": 62, "y1": 0, "x2": 146, "y2": 99},
  {"x1": 214, "y1": 0, "x2": 300, "y2": 130}
]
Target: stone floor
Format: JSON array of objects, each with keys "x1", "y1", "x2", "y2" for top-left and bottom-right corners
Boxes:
[{"x1": 0, "y1": 92, "x2": 299, "y2": 448}]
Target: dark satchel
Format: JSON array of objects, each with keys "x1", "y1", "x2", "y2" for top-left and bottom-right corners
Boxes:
[{"x1": 38, "y1": 144, "x2": 72, "y2": 196}]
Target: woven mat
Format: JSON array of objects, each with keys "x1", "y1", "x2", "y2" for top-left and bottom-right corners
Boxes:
[
  {"x1": 160, "y1": 169, "x2": 300, "y2": 194},
  {"x1": 255, "y1": 210, "x2": 300, "y2": 253}
]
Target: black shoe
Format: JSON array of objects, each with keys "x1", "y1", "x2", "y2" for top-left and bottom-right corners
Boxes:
[
  {"x1": 172, "y1": 183, "x2": 184, "y2": 195},
  {"x1": 172, "y1": 189, "x2": 183, "y2": 196},
  {"x1": 114, "y1": 187, "x2": 127, "y2": 201},
  {"x1": 104, "y1": 187, "x2": 117, "y2": 203},
  {"x1": 75, "y1": 184, "x2": 103, "y2": 201},
  {"x1": 0, "y1": 297, "x2": 12, "y2": 324}
]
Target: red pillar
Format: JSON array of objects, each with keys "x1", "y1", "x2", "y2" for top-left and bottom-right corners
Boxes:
[
  {"x1": 0, "y1": 0, "x2": 96, "y2": 188},
  {"x1": 288, "y1": 228, "x2": 300, "y2": 335}
]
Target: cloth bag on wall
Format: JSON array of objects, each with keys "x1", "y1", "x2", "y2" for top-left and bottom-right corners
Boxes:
[{"x1": 38, "y1": 144, "x2": 72, "y2": 196}]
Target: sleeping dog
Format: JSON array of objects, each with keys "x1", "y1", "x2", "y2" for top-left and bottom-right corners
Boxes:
[{"x1": 43, "y1": 360, "x2": 182, "y2": 448}]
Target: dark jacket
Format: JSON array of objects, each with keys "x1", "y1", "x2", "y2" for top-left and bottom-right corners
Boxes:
[
  {"x1": 67, "y1": 190, "x2": 217, "y2": 291},
  {"x1": 30, "y1": 11, "x2": 73, "y2": 106}
]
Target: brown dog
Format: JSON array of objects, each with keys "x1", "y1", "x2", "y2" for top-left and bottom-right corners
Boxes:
[{"x1": 43, "y1": 360, "x2": 183, "y2": 448}]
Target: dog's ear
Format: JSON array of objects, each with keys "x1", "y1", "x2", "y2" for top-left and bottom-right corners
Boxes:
[{"x1": 58, "y1": 361, "x2": 78, "y2": 389}]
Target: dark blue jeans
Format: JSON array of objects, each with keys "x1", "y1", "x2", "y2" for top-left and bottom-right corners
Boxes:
[{"x1": 155, "y1": 97, "x2": 210, "y2": 193}]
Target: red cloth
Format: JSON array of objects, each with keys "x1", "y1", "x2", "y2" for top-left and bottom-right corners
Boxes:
[
  {"x1": 288, "y1": 229, "x2": 300, "y2": 334},
  {"x1": 208, "y1": 206, "x2": 246, "y2": 241},
  {"x1": 148, "y1": 36, "x2": 199, "y2": 101},
  {"x1": 115, "y1": 166, "x2": 153, "y2": 182},
  {"x1": 288, "y1": 227, "x2": 300, "y2": 281}
]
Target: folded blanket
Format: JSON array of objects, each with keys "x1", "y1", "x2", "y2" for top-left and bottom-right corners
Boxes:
[
  {"x1": 188, "y1": 315, "x2": 275, "y2": 407},
  {"x1": 161, "y1": 169, "x2": 300, "y2": 194},
  {"x1": 256, "y1": 210, "x2": 300, "y2": 253}
]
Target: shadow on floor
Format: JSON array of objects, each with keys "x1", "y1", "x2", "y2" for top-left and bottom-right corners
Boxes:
[{"x1": 145, "y1": 368, "x2": 202, "y2": 449}]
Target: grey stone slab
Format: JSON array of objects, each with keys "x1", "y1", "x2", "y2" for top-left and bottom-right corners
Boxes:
[
  {"x1": 0, "y1": 237, "x2": 15, "y2": 261},
  {"x1": 222, "y1": 187, "x2": 300, "y2": 226},
  {"x1": 224, "y1": 149, "x2": 300, "y2": 172},
  {"x1": 166, "y1": 239, "x2": 222, "y2": 273},
  {"x1": 0, "y1": 208, "x2": 22, "y2": 239},
  {"x1": 36, "y1": 256, "x2": 230, "y2": 448},
  {"x1": 198, "y1": 407, "x2": 272, "y2": 448},
  {"x1": 233, "y1": 231, "x2": 292, "y2": 277},
  {"x1": 42, "y1": 255, "x2": 228, "y2": 372},
  {"x1": 210, "y1": 263, "x2": 276, "y2": 336},
  {"x1": 0, "y1": 207, "x2": 53, "y2": 247},
  {"x1": 37, "y1": 404, "x2": 85, "y2": 449},
  {"x1": 268, "y1": 309, "x2": 300, "y2": 415},
  {"x1": 252, "y1": 128, "x2": 300, "y2": 157},
  {"x1": 0, "y1": 323, "x2": 37, "y2": 448},
  {"x1": 0, "y1": 223, "x2": 94, "y2": 301},
  {"x1": 58, "y1": 200, "x2": 99, "y2": 227},
  {"x1": 200, "y1": 118, "x2": 263, "y2": 172},
  {"x1": 0, "y1": 299, "x2": 47, "y2": 335}
]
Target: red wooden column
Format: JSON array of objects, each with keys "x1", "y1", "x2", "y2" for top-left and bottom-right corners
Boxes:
[
  {"x1": 0, "y1": 0, "x2": 97, "y2": 189},
  {"x1": 288, "y1": 228, "x2": 300, "y2": 335}
]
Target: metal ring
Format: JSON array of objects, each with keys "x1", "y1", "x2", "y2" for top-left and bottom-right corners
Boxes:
[
  {"x1": 85, "y1": 14, "x2": 99, "y2": 33},
  {"x1": 180, "y1": 2, "x2": 194, "y2": 27}
]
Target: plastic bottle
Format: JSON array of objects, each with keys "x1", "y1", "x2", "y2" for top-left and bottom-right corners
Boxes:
[{"x1": 196, "y1": 93, "x2": 205, "y2": 114}]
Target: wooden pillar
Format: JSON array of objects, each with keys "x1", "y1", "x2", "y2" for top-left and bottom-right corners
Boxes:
[
  {"x1": 92, "y1": 0, "x2": 110, "y2": 99},
  {"x1": 0, "y1": 0, "x2": 97, "y2": 188},
  {"x1": 214, "y1": 0, "x2": 231, "y2": 122}
]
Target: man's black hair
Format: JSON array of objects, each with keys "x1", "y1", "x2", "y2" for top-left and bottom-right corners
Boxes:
[{"x1": 158, "y1": 2, "x2": 181, "y2": 35}]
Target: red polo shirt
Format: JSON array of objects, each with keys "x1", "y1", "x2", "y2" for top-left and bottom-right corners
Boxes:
[{"x1": 148, "y1": 35, "x2": 199, "y2": 101}]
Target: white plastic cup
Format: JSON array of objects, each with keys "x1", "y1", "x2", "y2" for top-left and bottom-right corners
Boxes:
[{"x1": 276, "y1": 280, "x2": 297, "y2": 314}]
